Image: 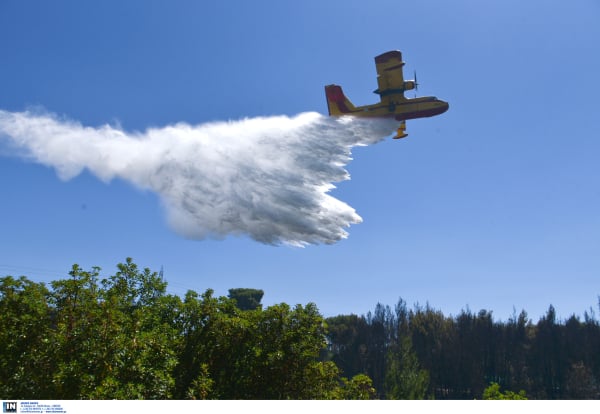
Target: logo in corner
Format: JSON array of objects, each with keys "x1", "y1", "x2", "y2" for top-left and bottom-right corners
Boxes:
[{"x1": 2, "y1": 402, "x2": 17, "y2": 413}]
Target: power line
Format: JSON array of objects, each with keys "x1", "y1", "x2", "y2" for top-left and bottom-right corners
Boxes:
[{"x1": 0, "y1": 263, "x2": 67, "y2": 279}]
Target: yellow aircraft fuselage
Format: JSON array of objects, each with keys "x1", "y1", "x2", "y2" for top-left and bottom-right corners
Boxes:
[
  {"x1": 325, "y1": 85, "x2": 449, "y2": 121},
  {"x1": 325, "y1": 50, "x2": 448, "y2": 139}
]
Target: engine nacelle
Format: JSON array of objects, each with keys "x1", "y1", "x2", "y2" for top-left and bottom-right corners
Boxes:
[
  {"x1": 373, "y1": 77, "x2": 418, "y2": 96},
  {"x1": 403, "y1": 80, "x2": 416, "y2": 91}
]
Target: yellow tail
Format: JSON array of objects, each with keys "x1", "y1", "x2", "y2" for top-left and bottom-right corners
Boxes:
[{"x1": 325, "y1": 84, "x2": 357, "y2": 116}]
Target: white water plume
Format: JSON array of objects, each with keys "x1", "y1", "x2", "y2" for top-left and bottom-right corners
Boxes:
[{"x1": 0, "y1": 110, "x2": 395, "y2": 246}]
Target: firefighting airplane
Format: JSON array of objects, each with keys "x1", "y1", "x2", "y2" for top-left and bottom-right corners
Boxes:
[{"x1": 325, "y1": 50, "x2": 448, "y2": 139}]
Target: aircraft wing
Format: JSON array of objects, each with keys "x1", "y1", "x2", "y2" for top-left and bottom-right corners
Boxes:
[{"x1": 373, "y1": 50, "x2": 407, "y2": 104}]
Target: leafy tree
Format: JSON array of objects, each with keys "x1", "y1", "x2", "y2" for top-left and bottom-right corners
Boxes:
[
  {"x1": 0, "y1": 276, "x2": 52, "y2": 398},
  {"x1": 95, "y1": 258, "x2": 178, "y2": 399},
  {"x1": 340, "y1": 374, "x2": 377, "y2": 400},
  {"x1": 250, "y1": 302, "x2": 336, "y2": 399},
  {"x1": 228, "y1": 288, "x2": 264, "y2": 311},
  {"x1": 385, "y1": 336, "x2": 430, "y2": 399},
  {"x1": 184, "y1": 363, "x2": 214, "y2": 399},
  {"x1": 482, "y1": 382, "x2": 527, "y2": 400},
  {"x1": 173, "y1": 289, "x2": 365, "y2": 399},
  {"x1": 48, "y1": 264, "x2": 104, "y2": 398},
  {"x1": 325, "y1": 314, "x2": 371, "y2": 378},
  {"x1": 46, "y1": 259, "x2": 178, "y2": 399},
  {"x1": 173, "y1": 289, "x2": 220, "y2": 399}
]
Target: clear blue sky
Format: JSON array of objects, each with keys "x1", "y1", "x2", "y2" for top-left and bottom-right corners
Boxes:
[{"x1": 1, "y1": 0, "x2": 599, "y2": 321}]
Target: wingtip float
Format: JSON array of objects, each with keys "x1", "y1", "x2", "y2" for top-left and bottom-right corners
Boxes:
[{"x1": 325, "y1": 50, "x2": 449, "y2": 139}]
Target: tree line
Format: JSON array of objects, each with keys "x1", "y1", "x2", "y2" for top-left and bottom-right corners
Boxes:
[
  {"x1": 1, "y1": 259, "x2": 599, "y2": 399},
  {"x1": 326, "y1": 300, "x2": 600, "y2": 399}
]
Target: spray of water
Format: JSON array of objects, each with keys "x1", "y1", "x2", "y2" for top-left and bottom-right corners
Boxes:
[{"x1": 0, "y1": 109, "x2": 395, "y2": 246}]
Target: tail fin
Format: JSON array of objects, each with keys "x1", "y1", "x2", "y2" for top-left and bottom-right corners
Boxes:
[{"x1": 325, "y1": 84, "x2": 357, "y2": 116}]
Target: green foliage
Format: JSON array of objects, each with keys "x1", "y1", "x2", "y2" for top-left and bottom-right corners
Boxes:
[
  {"x1": 325, "y1": 300, "x2": 432, "y2": 399},
  {"x1": 47, "y1": 260, "x2": 178, "y2": 399},
  {"x1": 1, "y1": 259, "x2": 179, "y2": 399},
  {"x1": 228, "y1": 288, "x2": 264, "y2": 311},
  {"x1": 342, "y1": 374, "x2": 377, "y2": 400},
  {"x1": 326, "y1": 300, "x2": 600, "y2": 400},
  {"x1": 1, "y1": 258, "x2": 371, "y2": 399},
  {"x1": 4, "y1": 260, "x2": 600, "y2": 400},
  {"x1": 385, "y1": 337, "x2": 430, "y2": 399},
  {"x1": 483, "y1": 382, "x2": 527, "y2": 400},
  {"x1": 0, "y1": 276, "x2": 52, "y2": 398},
  {"x1": 175, "y1": 296, "x2": 352, "y2": 399}
]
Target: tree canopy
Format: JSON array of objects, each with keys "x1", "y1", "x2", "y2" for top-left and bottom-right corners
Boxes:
[
  {"x1": 2, "y1": 259, "x2": 599, "y2": 399},
  {"x1": 0, "y1": 259, "x2": 372, "y2": 400},
  {"x1": 227, "y1": 288, "x2": 264, "y2": 311}
]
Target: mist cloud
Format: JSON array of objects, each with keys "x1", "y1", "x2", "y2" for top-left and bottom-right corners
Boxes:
[{"x1": 0, "y1": 110, "x2": 395, "y2": 246}]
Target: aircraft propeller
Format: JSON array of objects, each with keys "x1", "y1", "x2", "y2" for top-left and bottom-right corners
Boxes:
[{"x1": 414, "y1": 70, "x2": 419, "y2": 97}]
